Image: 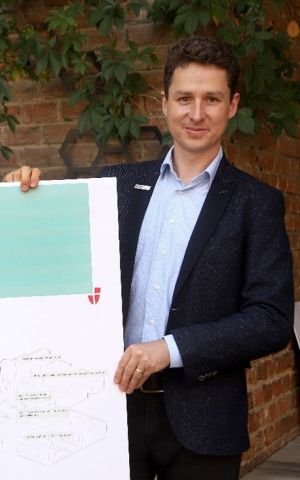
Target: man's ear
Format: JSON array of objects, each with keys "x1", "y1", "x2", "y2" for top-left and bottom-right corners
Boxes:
[
  {"x1": 229, "y1": 92, "x2": 240, "y2": 119},
  {"x1": 161, "y1": 91, "x2": 167, "y2": 116}
]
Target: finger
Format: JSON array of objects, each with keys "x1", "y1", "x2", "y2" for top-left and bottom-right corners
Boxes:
[
  {"x1": 115, "y1": 348, "x2": 146, "y2": 392},
  {"x1": 3, "y1": 170, "x2": 21, "y2": 183},
  {"x1": 125, "y1": 368, "x2": 146, "y2": 394},
  {"x1": 29, "y1": 168, "x2": 42, "y2": 188},
  {"x1": 114, "y1": 345, "x2": 144, "y2": 384},
  {"x1": 118, "y1": 359, "x2": 143, "y2": 392},
  {"x1": 20, "y1": 166, "x2": 35, "y2": 192},
  {"x1": 114, "y1": 351, "x2": 131, "y2": 384}
]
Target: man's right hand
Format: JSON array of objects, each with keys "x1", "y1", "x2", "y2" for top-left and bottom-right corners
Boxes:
[{"x1": 3, "y1": 166, "x2": 42, "y2": 191}]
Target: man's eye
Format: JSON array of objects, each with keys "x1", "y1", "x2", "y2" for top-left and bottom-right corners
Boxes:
[
  {"x1": 178, "y1": 97, "x2": 189, "y2": 103},
  {"x1": 206, "y1": 96, "x2": 219, "y2": 103}
]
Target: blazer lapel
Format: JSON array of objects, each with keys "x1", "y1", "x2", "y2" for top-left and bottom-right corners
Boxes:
[
  {"x1": 124, "y1": 167, "x2": 161, "y2": 258},
  {"x1": 121, "y1": 163, "x2": 161, "y2": 320},
  {"x1": 173, "y1": 158, "x2": 237, "y2": 298}
]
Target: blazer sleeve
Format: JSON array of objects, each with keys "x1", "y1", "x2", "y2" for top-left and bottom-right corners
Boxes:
[{"x1": 171, "y1": 186, "x2": 294, "y2": 382}]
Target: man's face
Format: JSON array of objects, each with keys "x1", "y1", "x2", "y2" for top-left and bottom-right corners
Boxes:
[{"x1": 162, "y1": 62, "x2": 240, "y2": 163}]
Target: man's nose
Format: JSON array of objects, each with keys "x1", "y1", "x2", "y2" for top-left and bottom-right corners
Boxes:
[{"x1": 189, "y1": 101, "x2": 204, "y2": 121}]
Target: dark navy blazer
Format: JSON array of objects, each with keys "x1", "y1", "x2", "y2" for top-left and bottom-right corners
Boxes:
[{"x1": 100, "y1": 155, "x2": 294, "y2": 456}]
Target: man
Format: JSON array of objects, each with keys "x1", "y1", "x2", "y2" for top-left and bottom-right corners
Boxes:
[{"x1": 6, "y1": 36, "x2": 294, "y2": 480}]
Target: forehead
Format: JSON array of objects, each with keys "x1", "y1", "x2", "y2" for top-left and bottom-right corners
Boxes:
[{"x1": 169, "y1": 63, "x2": 230, "y2": 94}]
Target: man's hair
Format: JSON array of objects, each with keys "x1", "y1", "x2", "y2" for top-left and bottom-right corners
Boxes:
[{"x1": 163, "y1": 36, "x2": 240, "y2": 99}]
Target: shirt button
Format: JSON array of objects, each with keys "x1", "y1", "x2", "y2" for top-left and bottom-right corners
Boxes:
[
  {"x1": 153, "y1": 283, "x2": 160, "y2": 290},
  {"x1": 148, "y1": 319, "x2": 155, "y2": 325},
  {"x1": 169, "y1": 218, "x2": 175, "y2": 224},
  {"x1": 160, "y1": 249, "x2": 166, "y2": 256}
]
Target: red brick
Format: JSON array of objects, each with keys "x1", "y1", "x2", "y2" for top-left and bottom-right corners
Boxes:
[
  {"x1": 127, "y1": 23, "x2": 169, "y2": 46},
  {"x1": 286, "y1": 177, "x2": 300, "y2": 195},
  {"x1": 263, "y1": 383, "x2": 274, "y2": 403},
  {"x1": 233, "y1": 129, "x2": 277, "y2": 150},
  {"x1": 0, "y1": 151, "x2": 20, "y2": 171},
  {"x1": 285, "y1": 214, "x2": 296, "y2": 232},
  {"x1": 246, "y1": 368, "x2": 257, "y2": 385},
  {"x1": 61, "y1": 143, "x2": 99, "y2": 166},
  {"x1": 2, "y1": 126, "x2": 42, "y2": 146},
  {"x1": 42, "y1": 123, "x2": 76, "y2": 144},
  {"x1": 279, "y1": 135, "x2": 300, "y2": 158},
  {"x1": 278, "y1": 397, "x2": 291, "y2": 416},
  {"x1": 15, "y1": 146, "x2": 62, "y2": 167},
  {"x1": 253, "y1": 388, "x2": 265, "y2": 406},
  {"x1": 258, "y1": 152, "x2": 276, "y2": 172},
  {"x1": 38, "y1": 80, "x2": 66, "y2": 100},
  {"x1": 41, "y1": 166, "x2": 68, "y2": 180},
  {"x1": 285, "y1": 195, "x2": 300, "y2": 214},
  {"x1": 20, "y1": 102, "x2": 60, "y2": 124},
  {"x1": 8, "y1": 80, "x2": 40, "y2": 102},
  {"x1": 22, "y1": 7, "x2": 53, "y2": 26},
  {"x1": 81, "y1": 27, "x2": 111, "y2": 51},
  {"x1": 140, "y1": 70, "x2": 164, "y2": 93},
  {"x1": 61, "y1": 100, "x2": 87, "y2": 122},
  {"x1": 272, "y1": 378, "x2": 283, "y2": 396},
  {"x1": 248, "y1": 409, "x2": 265, "y2": 432},
  {"x1": 6, "y1": 104, "x2": 21, "y2": 117},
  {"x1": 267, "y1": 402, "x2": 278, "y2": 422}
]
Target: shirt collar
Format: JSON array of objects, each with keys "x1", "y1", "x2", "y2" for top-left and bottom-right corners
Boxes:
[{"x1": 160, "y1": 146, "x2": 223, "y2": 187}]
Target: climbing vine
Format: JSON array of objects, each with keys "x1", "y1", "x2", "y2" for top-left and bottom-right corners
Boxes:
[{"x1": 0, "y1": 0, "x2": 299, "y2": 158}]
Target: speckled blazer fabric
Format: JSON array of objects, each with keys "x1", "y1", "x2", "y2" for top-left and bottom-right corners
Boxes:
[{"x1": 100, "y1": 155, "x2": 294, "y2": 456}]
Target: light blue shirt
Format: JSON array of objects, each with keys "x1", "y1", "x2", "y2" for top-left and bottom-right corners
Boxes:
[{"x1": 124, "y1": 147, "x2": 223, "y2": 367}]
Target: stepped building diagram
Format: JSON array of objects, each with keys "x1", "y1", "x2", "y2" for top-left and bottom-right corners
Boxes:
[{"x1": 0, "y1": 348, "x2": 107, "y2": 466}]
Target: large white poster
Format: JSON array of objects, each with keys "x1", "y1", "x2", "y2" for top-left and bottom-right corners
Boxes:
[{"x1": 0, "y1": 179, "x2": 129, "y2": 479}]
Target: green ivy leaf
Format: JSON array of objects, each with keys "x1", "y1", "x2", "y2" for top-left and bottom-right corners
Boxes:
[
  {"x1": 6, "y1": 114, "x2": 19, "y2": 132},
  {"x1": 49, "y1": 52, "x2": 61, "y2": 76},
  {"x1": 99, "y1": 16, "x2": 113, "y2": 35},
  {"x1": 118, "y1": 118, "x2": 130, "y2": 140},
  {"x1": 129, "y1": 120, "x2": 140, "y2": 138},
  {"x1": 0, "y1": 79, "x2": 11, "y2": 102},
  {"x1": 236, "y1": 108, "x2": 256, "y2": 134},
  {"x1": 169, "y1": 0, "x2": 182, "y2": 9},
  {"x1": 124, "y1": 103, "x2": 132, "y2": 117},
  {"x1": 114, "y1": 63, "x2": 127, "y2": 85},
  {"x1": 114, "y1": 15, "x2": 124, "y2": 31},
  {"x1": 256, "y1": 31, "x2": 274, "y2": 40},
  {"x1": 0, "y1": 143, "x2": 12, "y2": 160},
  {"x1": 226, "y1": 116, "x2": 238, "y2": 136},
  {"x1": 162, "y1": 131, "x2": 173, "y2": 145},
  {"x1": 184, "y1": 12, "x2": 199, "y2": 34},
  {"x1": 78, "y1": 108, "x2": 92, "y2": 133},
  {"x1": 36, "y1": 54, "x2": 49, "y2": 75},
  {"x1": 48, "y1": 36, "x2": 57, "y2": 48},
  {"x1": 283, "y1": 118, "x2": 296, "y2": 137}
]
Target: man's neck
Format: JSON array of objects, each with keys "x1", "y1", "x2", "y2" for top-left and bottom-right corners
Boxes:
[{"x1": 172, "y1": 148, "x2": 221, "y2": 184}]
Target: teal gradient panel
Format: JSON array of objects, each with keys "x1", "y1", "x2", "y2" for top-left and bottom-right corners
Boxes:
[{"x1": 0, "y1": 184, "x2": 93, "y2": 297}]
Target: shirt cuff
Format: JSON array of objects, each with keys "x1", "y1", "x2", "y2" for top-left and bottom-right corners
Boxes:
[{"x1": 163, "y1": 334, "x2": 183, "y2": 368}]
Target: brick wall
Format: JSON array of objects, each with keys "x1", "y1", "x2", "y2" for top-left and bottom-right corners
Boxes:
[{"x1": 0, "y1": 1, "x2": 299, "y2": 474}]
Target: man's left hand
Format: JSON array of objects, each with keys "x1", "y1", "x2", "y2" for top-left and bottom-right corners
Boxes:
[
  {"x1": 3, "y1": 166, "x2": 42, "y2": 191},
  {"x1": 114, "y1": 339, "x2": 170, "y2": 394}
]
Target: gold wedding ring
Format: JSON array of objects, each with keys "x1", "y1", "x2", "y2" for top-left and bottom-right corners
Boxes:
[{"x1": 136, "y1": 368, "x2": 143, "y2": 375}]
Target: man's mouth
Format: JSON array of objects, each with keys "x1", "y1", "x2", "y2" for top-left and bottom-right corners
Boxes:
[{"x1": 184, "y1": 126, "x2": 209, "y2": 134}]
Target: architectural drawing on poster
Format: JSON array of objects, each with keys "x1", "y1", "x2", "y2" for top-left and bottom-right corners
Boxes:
[{"x1": 0, "y1": 348, "x2": 108, "y2": 466}]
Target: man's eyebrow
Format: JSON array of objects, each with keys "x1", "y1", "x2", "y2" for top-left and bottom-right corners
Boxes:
[
  {"x1": 205, "y1": 90, "x2": 225, "y2": 97},
  {"x1": 173, "y1": 90, "x2": 192, "y2": 96},
  {"x1": 173, "y1": 90, "x2": 225, "y2": 97}
]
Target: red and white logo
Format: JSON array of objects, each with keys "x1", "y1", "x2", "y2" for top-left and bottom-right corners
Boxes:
[{"x1": 88, "y1": 287, "x2": 101, "y2": 305}]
